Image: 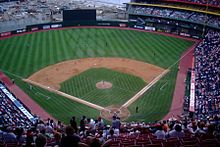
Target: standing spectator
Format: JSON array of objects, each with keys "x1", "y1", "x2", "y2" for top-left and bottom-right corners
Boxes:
[
  {"x1": 96, "y1": 117, "x2": 104, "y2": 130},
  {"x1": 70, "y1": 116, "x2": 78, "y2": 133},
  {"x1": 23, "y1": 129, "x2": 34, "y2": 147},
  {"x1": 80, "y1": 116, "x2": 86, "y2": 133},
  {"x1": 112, "y1": 116, "x2": 117, "y2": 129},
  {"x1": 61, "y1": 126, "x2": 80, "y2": 147},
  {"x1": 35, "y1": 134, "x2": 47, "y2": 147}
]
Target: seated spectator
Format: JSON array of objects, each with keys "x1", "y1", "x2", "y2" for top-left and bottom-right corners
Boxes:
[
  {"x1": 2, "y1": 126, "x2": 17, "y2": 143},
  {"x1": 154, "y1": 124, "x2": 166, "y2": 140},
  {"x1": 51, "y1": 132, "x2": 61, "y2": 147},
  {"x1": 107, "y1": 129, "x2": 117, "y2": 140},
  {"x1": 167, "y1": 124, "x2": 185, "y2": 138}
]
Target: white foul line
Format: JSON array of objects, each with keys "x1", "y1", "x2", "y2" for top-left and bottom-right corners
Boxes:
[
  {"x1": 23, "y1": 79, "x2": 108, "y2": 111},
  {"x1": 120, "y1": 69, "x2": 169, "y2": 109}
]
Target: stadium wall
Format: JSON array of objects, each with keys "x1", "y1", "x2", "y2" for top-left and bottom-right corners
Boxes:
[{"x1": 1, "y1": 19, "x2": 218, "y2": 39}]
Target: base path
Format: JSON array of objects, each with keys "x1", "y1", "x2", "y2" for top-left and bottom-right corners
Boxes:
[
  {"x1": 1, "y1": 26, "x2": 200, "y2": 121},
  {"x1": 23, "y1": 79, "x2": 108, "y2": 112},
  {"x1": 27, "y1": 57, "x2": 164, "y2": 90},
  {"x1": 25, "y1": 57, "x2": 165, "y2": 120}
]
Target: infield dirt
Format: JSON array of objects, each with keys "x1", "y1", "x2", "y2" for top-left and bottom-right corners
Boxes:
[
  {"x1": 27, "y1": 57, "x2": 164, "y2": 90},
  {"x1": 26, "y1": 57, "x2": 165, "y2": 120}
]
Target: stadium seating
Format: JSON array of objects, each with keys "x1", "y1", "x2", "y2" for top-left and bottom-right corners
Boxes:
[
  {"x1": 0, "y1": 0, "x2": 220, "y2": 146},
  {"x1": 0, "y1": 82, "x2": 33, "y2": 128},
  {"x1": 194, "y1": 30, "x2": 220, "y2": 120},
  {"x1": 128, "y1": 6, "x2": 220, "y2": 28},
  {"x1": 165, "y1": 0, "x2": 220, "y2": 7}
]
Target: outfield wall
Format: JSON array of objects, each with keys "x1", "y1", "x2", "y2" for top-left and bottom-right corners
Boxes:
[{"x1": 1, "y1": 19, "x2": 218, "y2": 39}]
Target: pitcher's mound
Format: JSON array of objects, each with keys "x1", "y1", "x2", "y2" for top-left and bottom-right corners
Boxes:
[{"x1": 96, "y1": 81, "x2": 112, "y2": 89}]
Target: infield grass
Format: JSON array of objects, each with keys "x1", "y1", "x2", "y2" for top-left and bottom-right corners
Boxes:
[
  {"x1": 0, "y1": 28, "x2": 195, "y2": 123},
  {"x1": 60, "y1": 68, "x2": 146, "y2": 107}
]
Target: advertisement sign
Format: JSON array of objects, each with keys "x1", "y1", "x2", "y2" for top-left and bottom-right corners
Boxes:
[
  {"x1": 51, "y1": 24, "x2": 62, "y2": 28},
  {"x1": 31, "y1": 27, "x2": 39, "y2": 31},
  {"x1": 43, "y1": 25, "x2": 50, "y2": 30},
  {"x1": 1, "y1": 31, "x2": 11, "y2": 37}
]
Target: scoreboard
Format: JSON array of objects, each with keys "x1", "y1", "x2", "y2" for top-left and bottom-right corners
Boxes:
[{"x1": 63, "y1": 9, "x2": 96, "y2": 21}]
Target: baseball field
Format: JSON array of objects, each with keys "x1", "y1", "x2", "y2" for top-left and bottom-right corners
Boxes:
[{"x1": 0, "y1": 27, "x2": 195, "y2": 123}]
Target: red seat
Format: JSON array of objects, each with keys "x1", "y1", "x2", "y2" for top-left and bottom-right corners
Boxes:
[
  {"x1": 146, "y1": 143, "x2": 162, "y2": 147},
  {"x1": 163, "y1": 139, "x2": 181, "y2": 147},
  {"x1": 199, "y1": 139, "x2": 219, "y2": 147},
  {"x1": 110, "y1": 140, "x2": 120, "y2": 146},
  {"x1": 181, "y1": 145, "x2": 199, "y2": 147},
  {"x1": 5, "y1": 142, "x2": 18, "y2": 147},
  {"x1": 150, "y1": 139, "x2": 164, "y2": 144},
  {"x1": 127, "y1": 145, "x2": 142, "y2": 147},
  {"x1": 136, "y1": 140, "x2": 151, "y2": 146},
  {"x1": 120, "y1": 141, "x2": 135, "y2": 147}
]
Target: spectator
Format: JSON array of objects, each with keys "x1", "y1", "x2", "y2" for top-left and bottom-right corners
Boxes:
[
  {"x1": 61, "y1": 126, "x2": 80, "y2": 147},
  {"x1": 2, "y1": 127, "x2": 17, "y2": 143},
  {"x1": 80, "y1": 116, "x2": 86, "y2": 133},
  {"x1": 70, "y1": 116, "x2": 78, "y2": 133},
  {"x1": 167, "y1": 124, "x2": 185, "y2": 138},
  {"x1": 35, "y1": 134, "x2": 47, "y2": 147},
  {"x1": 154, "y1": 124, "x2": 166, "y2": 140}
]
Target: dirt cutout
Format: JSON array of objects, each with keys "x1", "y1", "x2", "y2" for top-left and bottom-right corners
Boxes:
[
  {"x1": 100, "y1": 105, "x2": 130, "y2": 121},
  {"x1": 96, "y1": 81, "x2": 112, "y2": 89}
]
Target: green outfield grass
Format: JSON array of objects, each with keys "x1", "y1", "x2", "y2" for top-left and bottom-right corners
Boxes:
[
  {"x1": 60, "y1": 68, "x2": 146, "y2": 107},
  {"x1": 0, "y1": 28, "x2": 195, "y2": 123}
]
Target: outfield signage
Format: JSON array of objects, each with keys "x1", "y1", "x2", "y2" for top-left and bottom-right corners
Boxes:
[
  {"x1": 31, "y1": 27, "x2": 39, "y2": 31},
  {"x1": 17, "y1": 28, "x2": 26, "y2": 33},
  {"x1": 1, "y1": 31, "x2": 11, "y2": 37},
  {"x1": 0, "y1": 83, "x2": 35, "y2": 123},
  {"x1": 189, "y1": 57, "x2": 195, "y2": 112},
  {"x1": 145, "y1": 26, "x2": 156, "y2": 31},
  {"x1": 43, "y1": 25, "x2": 50, "y2": 30},
  {"x1": 51, "y1": 24, "x2": 62, "y2": 28},
  {"x1": 119, "y1": 23, "x2": 127, "y2": 27},
  {"x1": 180, "y1": 32, "x2": 190, "y2": 37},
  {"x1": 134, "y1": 25, "x2": 144, "y2": 29},
  {"x1": 97, "y1": 22, "x2": 111, "y2": 26}
]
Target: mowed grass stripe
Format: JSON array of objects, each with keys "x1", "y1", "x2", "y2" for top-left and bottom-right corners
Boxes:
[
  {"x1": 61, "y1": 76, "x2": 96, "y2": 97},
  {"x1": 126, "y1": 31, "x2": 148, "y2": 60},
  {"x1": 60, "y1": 68, "x2": 146, "y2": 106},
  {"x1": 81, "y1": 87, "x2": 134, "y2": 107},
  {"x1": 0, "y1": 28, "x2": 195, "y2": 123},
  {"x1": 8, "y1": 74, "x2": 99, "y2": 124},
  {"x1": 58, "y1": 30, "x2": 70, "y2": 60},
  {"x1": 127, "y1": 65, "x2": 178, "y2": 122},
  {"x1": 113, "y1": 74, "x2": 145, "y2": 93},
  {"x1": 118, "y1": 31, "x2": 142, "y2": 58},
  {"x1": 103, "y1": 29, "x2": 120, "y2": 56},
  {"x1": 10, "y1": 36, "x2": 28, "y2": 74}
]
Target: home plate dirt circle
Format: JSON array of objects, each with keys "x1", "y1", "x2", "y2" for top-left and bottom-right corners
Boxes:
[
  {"x1": 96, "y1": 81, "x2": 112, "y2": 89},
  {"x1": 100, "y1": 105, "x2": 130, "y2": 121}
]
